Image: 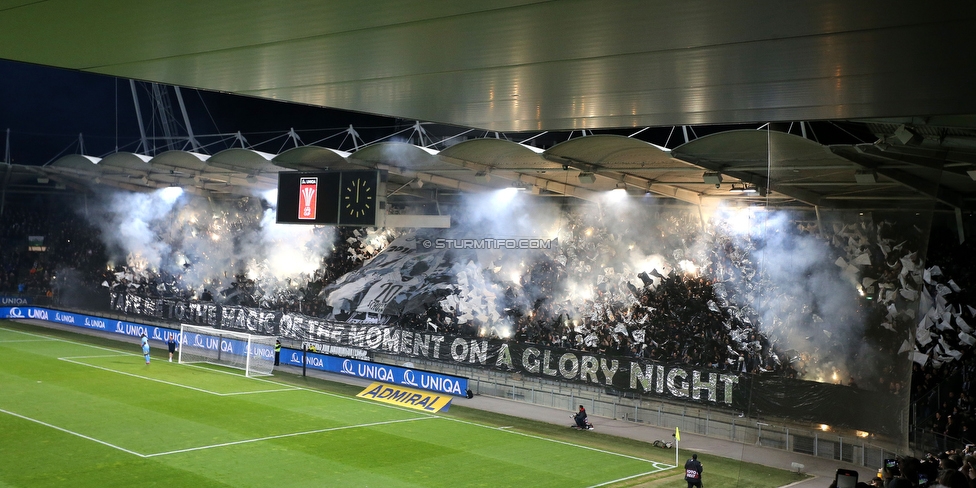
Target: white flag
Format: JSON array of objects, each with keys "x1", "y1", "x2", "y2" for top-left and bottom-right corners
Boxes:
[{"x1": 912, "y1": 352, "x2": 928, "y2": 366}]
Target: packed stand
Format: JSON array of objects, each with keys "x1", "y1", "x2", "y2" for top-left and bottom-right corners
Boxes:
[{"x1": 5, "y1": 192, "x2": 976, "y2": 414}]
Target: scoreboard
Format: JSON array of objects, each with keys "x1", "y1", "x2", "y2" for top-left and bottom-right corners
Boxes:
[{"x1": 276, "y1": 170, "x2": 382, "y2": 226}]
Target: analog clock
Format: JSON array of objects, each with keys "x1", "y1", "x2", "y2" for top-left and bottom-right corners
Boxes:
[{"x1": 342, "y1": 176, "x2": 375, "y2": 222}]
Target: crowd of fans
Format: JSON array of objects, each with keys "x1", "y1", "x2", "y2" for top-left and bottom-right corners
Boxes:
[
  {"x1": 858, "y1": 447, "x2": 976, "y2": 488},
  {"x1": 0, "y1": 198, "x2": 106, "y2": 299},
  {"x1": 3, "y1": 193, "x2": 976, "y2": 451},
  {"x1": 913, "y1": 232, "x2": 976, "y2": 455}
]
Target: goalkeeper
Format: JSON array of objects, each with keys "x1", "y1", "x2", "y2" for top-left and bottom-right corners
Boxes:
[{"x1": 141, "y1": 333, "x2": 151, "y2": 365}]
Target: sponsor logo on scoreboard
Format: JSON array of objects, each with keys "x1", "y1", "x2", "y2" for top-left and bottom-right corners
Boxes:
[{"x1": 299, "y1": 177, "x2": 317, "y2": 220}]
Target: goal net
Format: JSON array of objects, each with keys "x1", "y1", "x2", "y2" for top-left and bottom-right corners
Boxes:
[{"x1": 178, "y1": 324, "x2": 277, "y2": 377}]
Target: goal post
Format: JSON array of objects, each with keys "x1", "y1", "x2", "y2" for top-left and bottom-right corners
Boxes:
[{"x1": 178, "y1": 324, "x2": 277, "y2": 377}]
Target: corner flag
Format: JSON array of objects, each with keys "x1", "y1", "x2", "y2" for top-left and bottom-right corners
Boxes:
[{"x1": 674, "y1": 427, "x2": 680, "y2": 466}]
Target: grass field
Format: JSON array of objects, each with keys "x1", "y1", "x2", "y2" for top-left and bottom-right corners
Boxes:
[{"x1": 0, "y1": 320, "x2": 801, "y2": 487}]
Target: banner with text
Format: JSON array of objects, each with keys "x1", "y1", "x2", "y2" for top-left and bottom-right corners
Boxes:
[
  {"x1": 104, "y1": 293, "x2": 904, "y2": 434},
  {"x1": 278, "y1": 349, "x2": 467, "y2": 397},
  {"x1": 356, "y1": 382, "x2": 453, "y2": 412}
]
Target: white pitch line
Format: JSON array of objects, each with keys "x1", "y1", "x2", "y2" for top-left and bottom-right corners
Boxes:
[
  {"x1": 144, "y1": 416, "x2": 433, "y2": 458},
  {"x1": 57, "y1": 358, "x2": 300, "y2": 397},
  {"x1": 205, "y1": 366, "x2": 663, "y2": 475},
  {"x1": 439, "y1": 416, "x2": 673, "y2": 486},
  {"x1": 0, "y1": 407, "x2": 146, "y2": 458},
  {"x1": 0, "y1": 325, "x2": 140, "y2": 356},
  {"x1": 0, "y1": 327, "x2": 52, "y2": 338},
  {"x1": 60, "y1": 354, "x2": 134, "y2": 359},
  {"x1": 0, "y1": 325, "x2": 422, "y2": 414},
  {"x1": 441, "y1": 415, "x2": 668, "y2": 466},
  {"x1": 4, "y1": 323, "x2": 674, "y2": 478},
  {"x1": 0, "y1": 339, "x2": 57, "y2": 343},
  {"x1": 220, "y1": 387, "x2": 301, "y2": 396},
  {"x1": 181, "y1": 362, "x2": 259, "y2": 378},
  {"x1": 185, "y1": 363, "x2": 674, "y2": 477},
  {"x1": 222, "y1": 372, "x2": 444, "y2": 417},
  {"x1": 586, "y1": 468, "x2": 670, "y2": 488},
  {"x1": 58, "y1": 357, "x2": 227, "y2": 396},
  {"x1": 780, "y1": 476, "x2": 819, "y2": 488}
]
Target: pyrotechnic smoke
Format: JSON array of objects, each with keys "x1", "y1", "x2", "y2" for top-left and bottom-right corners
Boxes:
[
  {"x1": 85, "y1": 187, "x2": 336, "y2": 301},
  {"x1": 706, "y1": 206, "x2": 867, "y2": 383},
  {"x1": 444, "y1": 190, "x2": 868, "y2": 383},
  {"x1": 85, "y1": 180, "x2": 873, "y2": 386}
]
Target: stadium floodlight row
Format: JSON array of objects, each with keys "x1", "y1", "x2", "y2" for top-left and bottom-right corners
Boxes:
[{"x1": 178, "y1": 324, "x2": 276, "y2": 377}]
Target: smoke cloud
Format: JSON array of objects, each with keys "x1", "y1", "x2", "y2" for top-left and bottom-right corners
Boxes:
[{"x1": 84, "y1": 187, "x2": 335, "y2": 302}]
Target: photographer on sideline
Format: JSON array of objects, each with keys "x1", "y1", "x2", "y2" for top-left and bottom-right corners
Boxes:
[
  {"x1": 684, "y1": 453, "x2": 703, "y2": 488},
  {"x1": 573, "y1": 405, "x2": 588, "y2": 429}
]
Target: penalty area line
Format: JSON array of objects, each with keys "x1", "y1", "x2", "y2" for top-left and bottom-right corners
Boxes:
[
  {"x1": 220, "y1": 387, "x2": 302, "y2": 396},
  {"x1": 57, "y1": 358, "x2": 298, "y2": 396},
  {"x1": 144, "y1": 416, "x2": 434, "y2": 458},
  {"x1": 0, "y1": 407, "x2": 146, "y2": 458},
  {"x1": 58, "y1": 357, "x2": 226, "y2": 396},
  {"x1": 60, "y1": 354, "x2": 135, "y2": 359}
]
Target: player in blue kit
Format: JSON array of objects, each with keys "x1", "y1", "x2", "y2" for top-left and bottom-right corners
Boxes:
[{"x1": 141, "y1": 333, "x2": 150, "y2": 364}]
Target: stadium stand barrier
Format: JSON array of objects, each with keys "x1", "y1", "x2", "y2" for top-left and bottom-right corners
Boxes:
[{"x1": 374, "y1": 350, "x2": 904, "y2": 467}]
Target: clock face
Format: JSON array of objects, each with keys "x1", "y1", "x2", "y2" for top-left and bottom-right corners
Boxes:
[{"x1": 343, "y1": 177, "x2": 374, "y2": 219}]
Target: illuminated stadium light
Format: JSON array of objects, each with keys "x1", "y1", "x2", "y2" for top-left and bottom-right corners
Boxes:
[
  {"x1": 491, "y1": 187, "x2": 520, "y2": 206},
  {"x1": 598, "y1": 181, "x2": 628, "y2": 202},
  {"x1": 158, "y1": 186, "x2": 184, "y2": 203},
  {"x1": 729, "y1": 183, "x2": 759, "y2": 194}
]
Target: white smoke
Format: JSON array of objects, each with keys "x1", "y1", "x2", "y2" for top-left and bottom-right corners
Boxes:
[
  {"x1": 86, "y1": 187, "x2": 336, "y2": 300},
  {"x1": 441, "y1": 192, "x2": 869, "y2": 382},
  {"x1": 705, "y1": 206, "x2": 867, "y2": 382},
  {"x1": 87, "y1": 183, "x2": 876, "y2": 385}
]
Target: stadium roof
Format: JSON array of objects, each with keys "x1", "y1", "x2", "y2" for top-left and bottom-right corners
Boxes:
[{"x1": 0, "y1": 1, "x2": 974, "y2": 212}]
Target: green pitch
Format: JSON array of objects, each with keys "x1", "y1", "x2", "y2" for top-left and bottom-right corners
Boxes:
[{"x1": 0, "y1": 322, "x2": 670, "y2": 487}]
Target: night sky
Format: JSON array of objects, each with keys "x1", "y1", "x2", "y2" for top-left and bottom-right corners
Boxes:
[{"x1": 0, "y1": 58, "x2": 406, "y2": 166}]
